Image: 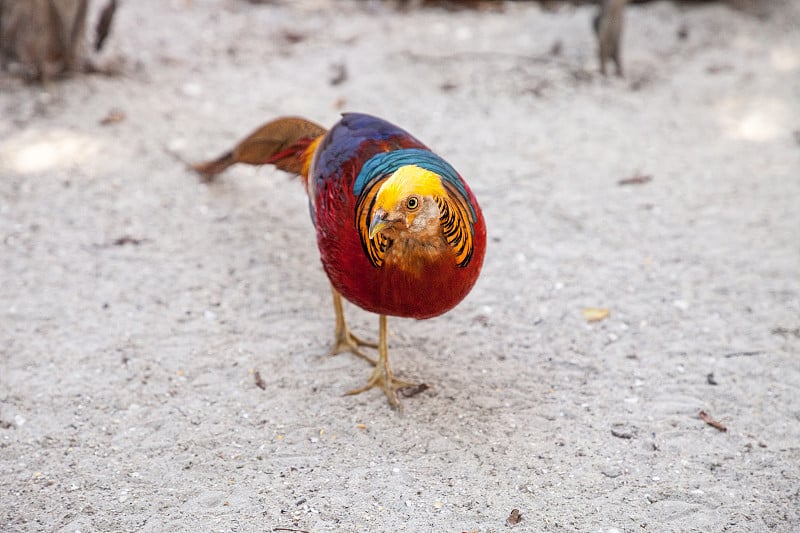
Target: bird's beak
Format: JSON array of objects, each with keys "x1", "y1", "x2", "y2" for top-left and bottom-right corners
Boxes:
[{"x1": 368, "y1": 210, "x2": 389, "y2": 239}]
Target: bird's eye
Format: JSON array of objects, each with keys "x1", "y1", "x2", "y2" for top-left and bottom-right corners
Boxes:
[{"x1": 406, "y1": 196, "x2": 419, "y2": 210}]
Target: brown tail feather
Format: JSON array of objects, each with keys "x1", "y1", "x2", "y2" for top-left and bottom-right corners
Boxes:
[
  {"x1": 192, "y1": 117, "x2": 327, "y2": 182},
  {"x1": 192, "y1": 150, "x2": 236, "y2": 182}
]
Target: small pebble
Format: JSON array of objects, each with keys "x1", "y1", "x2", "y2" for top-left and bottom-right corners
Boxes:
[
  {"x1": 181, "y1": 82, "x2": 203, "y2": 97},
  {"x1": 167, "y1": 138, "x2": 187, "y2": 152},
  {"x1": 673, "y1": 299, "x2": 689, "y2": 310}
]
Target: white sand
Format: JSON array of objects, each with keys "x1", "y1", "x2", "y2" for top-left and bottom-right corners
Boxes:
[{"x1": 2, "y1": 1, "x2": 799, "y2": 531}]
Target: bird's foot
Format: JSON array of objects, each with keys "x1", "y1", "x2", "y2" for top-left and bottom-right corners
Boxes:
[
  {"x1": 330, "y1": 328, "x2": 378, "y2": 366},
  {"x1": 345, "y1": 365, "x2": 419, "y2": 410}
]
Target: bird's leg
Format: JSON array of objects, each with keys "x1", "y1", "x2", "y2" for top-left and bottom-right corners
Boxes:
[
  {"x1": 329, "y1": 286, "x2": 378, "y2": 365},
  {"x1": 345, "y1": 315, "x2": 418, "y2": 409}
]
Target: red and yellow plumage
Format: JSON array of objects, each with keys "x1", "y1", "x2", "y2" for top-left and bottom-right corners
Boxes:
[{"x1": 194, "y1": 112, "x2": 486, "y2": 408}]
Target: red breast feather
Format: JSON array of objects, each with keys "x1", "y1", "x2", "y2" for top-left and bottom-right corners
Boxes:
[{"x1": 309, "y1": 114, "x2": 486, "y2": 319}]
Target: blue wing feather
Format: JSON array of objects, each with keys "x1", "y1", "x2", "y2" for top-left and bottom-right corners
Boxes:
[{"x1": 313, "y1": 113, "x2": 425, "y2": 182}]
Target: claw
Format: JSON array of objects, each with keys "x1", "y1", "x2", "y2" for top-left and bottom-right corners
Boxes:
[
  {"x1": 330, "y1": 289, "x2": 424, "y2": 409},
  {"x1": 344, "y1": 314, "x2": 423, "y2": 410},
  {"x1": 330, "y1": 328, "x2": 377, "y2": 366},
  {"x1": 345, "y1": 366, "x2": 417, "y2": 409}
]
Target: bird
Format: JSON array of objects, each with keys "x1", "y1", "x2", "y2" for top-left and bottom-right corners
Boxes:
[{"x1": 193, "y1": 113, "x2": 486, "y2": 409}]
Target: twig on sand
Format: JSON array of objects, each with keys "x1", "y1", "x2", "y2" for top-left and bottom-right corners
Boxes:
[
  {"x1": 724, "y1": 350, "x2": 763, "y2": 358},
  {"x1": 699, "y1": 410, "x2": 727, "y2": 432},
  {"x1": 618, "y1": 173, "x2": 652, "y2": 186},
  {"x1": 771, "y1": 326, "x2": 800, "y2": 339},
  {"x1": 611, "y1": 427, "x2": 635, "y2": 439},
  {"x1": 111, "y1": 235, "x2": 145, "y2": 246},
  {"x1": 254, "y1": 370, "x2": 266, "y2": 390}
]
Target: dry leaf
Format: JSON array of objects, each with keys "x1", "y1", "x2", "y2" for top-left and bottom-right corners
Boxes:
[
  {"x1": 506, "y1": 508, "x2": 522, "y2": 526},
  {"x1": 583, "y1": 307, "x2": 610, "y2": 322},
  {"x1": 398, "y1": 383, "x2": 429, "y2": 398},
  {"x1": 100, "y1": 108, "x2": 126, "y2": 126}
]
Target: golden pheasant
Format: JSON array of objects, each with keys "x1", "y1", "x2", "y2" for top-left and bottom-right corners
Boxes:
[{"x1": 194, "y1": 113, "x2": 486, "y2": 408}]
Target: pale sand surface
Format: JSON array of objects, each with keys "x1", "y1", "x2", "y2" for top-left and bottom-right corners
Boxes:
[{"x1": 1, "y1": 1, "x2": 799, "y2": 531}]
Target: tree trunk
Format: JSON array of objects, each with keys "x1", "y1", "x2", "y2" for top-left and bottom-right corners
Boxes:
[{"x1": 0, "y1": 0, "x2": 89, "y2": 82}]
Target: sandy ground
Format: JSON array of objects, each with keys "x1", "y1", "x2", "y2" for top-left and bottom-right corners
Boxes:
[{"x1": 2, "y1": 0, "x2": 799, "y2": 531}]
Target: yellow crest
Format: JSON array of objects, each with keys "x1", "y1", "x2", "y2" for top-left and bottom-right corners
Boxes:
[{"x1": 373, "y1": 165, "x2": 447, "y2": 212}]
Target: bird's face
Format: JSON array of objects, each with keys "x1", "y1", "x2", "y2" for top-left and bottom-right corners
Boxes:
[{"x1": 368, "y1": 165, "x2": 446, "y2": 240}]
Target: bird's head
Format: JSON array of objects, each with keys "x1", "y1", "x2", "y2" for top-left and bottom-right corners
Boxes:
[{"x1": 368, "y1": 165, "x2": 446, "y2": 240}]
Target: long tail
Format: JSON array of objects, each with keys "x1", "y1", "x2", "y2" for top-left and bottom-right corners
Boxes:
[{"x1": 192, "y1": 117, "x2": 327, "y2": 185}]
